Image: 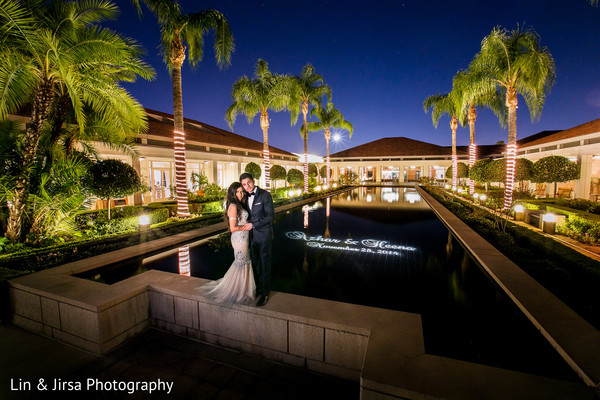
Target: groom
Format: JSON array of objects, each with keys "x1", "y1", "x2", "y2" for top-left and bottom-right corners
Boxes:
[{"x1": 240, "y1": 172, "x2": 274, "y2": 306}]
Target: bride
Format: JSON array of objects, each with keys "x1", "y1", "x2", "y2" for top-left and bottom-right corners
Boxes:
[{"x1": 201, "y1": 182, "x2": 256, "y2": 304}]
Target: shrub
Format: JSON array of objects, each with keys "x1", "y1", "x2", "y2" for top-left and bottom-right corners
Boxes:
[
  {"x1": 245, "y1": 162, "x2": 262, "y2": 180},
  {"x1": 287, "y1": 168, "x2": 304, "y2": 186}
]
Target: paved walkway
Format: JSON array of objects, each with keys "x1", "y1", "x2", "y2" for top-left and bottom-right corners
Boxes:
[{"x1": 1, "y1": 324, "x2": 358, "y2": 400}]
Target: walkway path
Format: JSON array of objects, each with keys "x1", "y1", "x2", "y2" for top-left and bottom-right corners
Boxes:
[{"x1": 1, "y1": 323, "x2": 358, "y2": 400}]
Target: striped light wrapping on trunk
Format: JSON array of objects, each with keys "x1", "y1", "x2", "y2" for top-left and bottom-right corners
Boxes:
[
  {"x1": 503, "y1": 143, "x2": 517, "y2": 210},
  {"x1": 452, "y1": 154, "x2": 458, "y2": 190},
  {"x1": 263, "y1": 148, "x2": 270, "y2": 189},
  {"x1": 304, "y1": 153, "x2": 309, "y2": 193},
  {"x1": 326, "y1": 156, "x2": 331, "y2": 185},
  {"x1": 468, "y1": 143, "x2": 477, "y2": 195},
  {"x1": 178, "y1": 245, "x2": 190, "y2": 276},
  {"x1": 174, "y1": 130, "x2": 190, "y2": 217}
]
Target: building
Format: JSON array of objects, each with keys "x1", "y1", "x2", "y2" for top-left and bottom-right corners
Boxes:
[
  {"x1": 325, "y1": 119, "x2": 600, "y2": 201},
  {"x1": 95, "y1": 109, "x2": 302, "y2": 206}
]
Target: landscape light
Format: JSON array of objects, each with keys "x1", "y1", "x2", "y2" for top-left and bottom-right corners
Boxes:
[
  {"x1": 315, "y1": 185, "x2": 322, "y2": 191},
  {"x1": 296, "y1": 189, "x2": 302, "y2": 196},
  {"x1": 139, "y1": 215, "x2": 150, "y2": 226},
  {"x1": 542, "y1": 213, "x2": 556, "y2": 234},
  {"x1": 288, "y1": 190, "x2": 295, "y2": 197},
  {"x1": 445, "y1": 184, "x2": 450, "y2": 189},
  {"x1": 473, "y1": 193, "x2": 479, "y2": 199},
  {"x1": 514, "y1": 204, "x2": 525, "y2": 221},
  {"x1": 480, "y1": 194, "x2": 487, "y2": 201}
]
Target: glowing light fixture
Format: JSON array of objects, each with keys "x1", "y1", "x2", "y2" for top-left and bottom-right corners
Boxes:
[
  {"x1": 444, "y1": 184, "x2": 450, "y2": 189},
  {"x1": 542, "y1": 213, "x2": 556, "y2": 223},
  {"x1": 296, "y1": 189, "x2": 302, "y2": 196},
  {"x1": 514, "y1": 204, "x2": 524, "y2": 213},
  {"x1": 139, "y1": 215, "x2": 150, "y2": 226},
  {"x1": 315, "y1": 185, "x2": 322, "y2": 191},
  {"x1": 480, "y1": 194, "x2": 487, "y2": 201},
  {"x1": 473, "y1": 193, "x2": 479, "y2": 199}
]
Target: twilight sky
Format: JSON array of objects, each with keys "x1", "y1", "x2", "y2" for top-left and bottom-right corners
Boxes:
[{"x1": 106, "y1": 0, "x2": 600, "y2": 157}]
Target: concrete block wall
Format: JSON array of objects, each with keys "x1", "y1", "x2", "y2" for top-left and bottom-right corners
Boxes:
[
  {"x1": 9, "y1": 286, "x2": 149, "y2": 354},
  {"x1": 147, "y1": 288, "x2": 367, "y2": 380}
]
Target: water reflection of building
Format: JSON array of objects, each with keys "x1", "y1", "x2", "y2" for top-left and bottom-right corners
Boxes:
[{"x1": 332, "y1": 186, "x2": 426, "y2": 209}]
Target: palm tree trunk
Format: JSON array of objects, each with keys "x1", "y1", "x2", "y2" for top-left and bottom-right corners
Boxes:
[
  {"x1": 6, "y1": 79, "x2": 53, "y2": 242},
  {"x1": 468, "y1": 105, "x2": 477, "y2": 195},
  {"x1": 503, "y1": 88, "x2": 518, "y2": 210},
  {"x1": 172, "y1": 61, "x2": 190, "y2": 217},
  {"x1": 450, "y1": 116, "x2": 458, "y2": 189},
  {"x1": 302, "y1": 101, "x2": 309, "y2": 193},
  {"x1": 260, "y1": 111, "x2": 270, "y2": 189},
  {"x1": 324, "y1": 128, "x2": 331, "y2": 185}
]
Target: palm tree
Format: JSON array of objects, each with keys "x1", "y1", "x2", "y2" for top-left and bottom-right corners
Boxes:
[
  {"x1": 134, "y1": 0, "x2": 234, "y2": 216},
  {"x1": 423, "y1": 90, "x2": 464, "y2": 190},
  {"x1": 452, "y1": 69, "x2": 507, "y2": 194},
  {"x1": 290, "y1": 64, "x2": 331, "y2": 193},
  {"x1": 0, "y1": 0, "x2": 154, "y2": 242},
  {"x1": 306, "y1": 102, "x2": 352, "y2": 186},
  {"x1": 470, "y1": 26, "x2": 555, "y2": 209},
  {"x1": 226, "y1": 59, "x2": 293, "y2": 190}
]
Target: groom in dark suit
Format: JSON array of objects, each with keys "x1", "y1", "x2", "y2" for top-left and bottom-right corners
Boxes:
[{"x1": 240, "y1": 172, "x2": 274, "y2": 306}]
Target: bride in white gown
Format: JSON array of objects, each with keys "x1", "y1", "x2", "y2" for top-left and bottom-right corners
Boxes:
[{"x1": 201, "y1": 182, "x2": 256, "y2": 304}]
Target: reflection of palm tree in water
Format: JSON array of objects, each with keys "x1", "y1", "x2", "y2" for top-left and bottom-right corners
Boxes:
[
  {"x1": 178, "y1": 245, "x2": 190, "y2": 276},
  {"x1": 324, "y1": 197, "x2": 331, "y2": 239},
  {"x1": 445, "y1": 231, "x2": 453, "y2": 258},
  {"x1": 302, "y1": 205, "x2": 309, "y2": 274}
]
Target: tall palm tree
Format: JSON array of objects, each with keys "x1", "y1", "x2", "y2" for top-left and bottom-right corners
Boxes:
[
  {"x1": 290, "y1": 64, "x2": 331, "y2": 193},
  {"x1": 423, "y1": 90, "x2": 464, "y2": 190},
  {"x1": 452, "y1": 69, "x2": 507, "y2": 194},
  {"x1": 306, "y1": 102, "x2": 352, "y2": 186},
  {"x1": 470, "y1": 25, "x2": 555, "y2": 209},
  {"x1": 134, "y1": 0, "x2": 234, "y2": 216},
  {"x1": 226, "y1": 59, "x2": 293, "y2": 190},
  {"x1": 0, "y1": 0, "x2": 154, "y2": 242}
]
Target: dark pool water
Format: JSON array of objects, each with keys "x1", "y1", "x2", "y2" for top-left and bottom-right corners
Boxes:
[{"x1": 86, "y1": 186, "x2": 580, "y2": 382}]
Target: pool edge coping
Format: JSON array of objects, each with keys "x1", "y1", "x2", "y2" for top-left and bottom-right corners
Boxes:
[{"x1": 418, "y1": 186, "x2": 600, "y2": 387}]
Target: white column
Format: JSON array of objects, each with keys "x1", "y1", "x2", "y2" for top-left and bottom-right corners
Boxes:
[{"x1": 576, "y1": 154, "x2": 592, "y2": 200}]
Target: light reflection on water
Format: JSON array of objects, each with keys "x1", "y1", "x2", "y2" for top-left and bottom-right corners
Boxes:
[{"x1": 104, "y1": 186, "x2": 578, "y2": 381}]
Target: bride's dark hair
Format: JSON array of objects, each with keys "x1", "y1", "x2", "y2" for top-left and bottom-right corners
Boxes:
[{"x1": 224, "y1": 182, "x2": 245, "y2": 225}]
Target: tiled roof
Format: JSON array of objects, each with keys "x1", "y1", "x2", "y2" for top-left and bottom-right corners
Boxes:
[
  {"x1": 330, "y1": 137, "x2": 467, "y2": 158},
  {"x1": 520, "y1": 119, "x2": 600, "y2": 148},
  {"x1": 145, "y1": 109, "x2": 296, "y2": 157}
]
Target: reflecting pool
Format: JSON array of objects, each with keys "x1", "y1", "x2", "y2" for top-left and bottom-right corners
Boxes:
[{"x1": 95, "y1": 187, "x2": 580, "y2": 381}]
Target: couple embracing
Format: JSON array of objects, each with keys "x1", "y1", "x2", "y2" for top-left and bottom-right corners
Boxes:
[{"x1": 202, "y1": 173, "x2": 273, "y2": 307}]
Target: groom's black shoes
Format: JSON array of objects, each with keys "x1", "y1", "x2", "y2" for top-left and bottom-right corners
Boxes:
[{"x1": 256, "y1": 294, "x2": 269, "y2": 307}]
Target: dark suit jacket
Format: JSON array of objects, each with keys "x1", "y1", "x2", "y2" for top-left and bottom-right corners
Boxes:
[{"x1": 248, "y1": 186, "x2": 274, "y2": 243}]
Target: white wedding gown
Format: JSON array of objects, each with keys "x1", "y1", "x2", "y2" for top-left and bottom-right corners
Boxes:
[{"x1": 201, "y1": 209, "x2": 256, "y2": 304}]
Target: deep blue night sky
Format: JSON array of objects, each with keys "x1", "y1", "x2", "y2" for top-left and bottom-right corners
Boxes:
[{"x1": 105, "y1": 0, "x2": 600, "y2": 156}]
